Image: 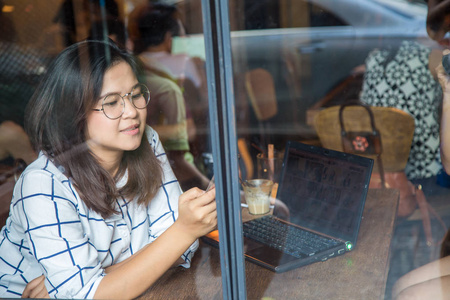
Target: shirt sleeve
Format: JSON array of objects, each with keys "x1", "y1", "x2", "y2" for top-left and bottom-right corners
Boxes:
[
  {"x1": 11, "y1": 169, "x2": 104, "y2": 299},
  {"x1": 145, "y1": 126, "x2": 199, "y2": 267},
  {"x1": 157, "y1": 82, "x2": 189, "y2": 151}
]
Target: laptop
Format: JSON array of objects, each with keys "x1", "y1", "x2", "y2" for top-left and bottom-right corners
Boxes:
[{"x1": 202, "y1": 141, "x2": 373, "y2": 273}]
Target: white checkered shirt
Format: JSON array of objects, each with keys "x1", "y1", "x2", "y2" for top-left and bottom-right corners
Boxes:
[{"x1": 0, "y1": 126, "x2": 198, "y2": 298}]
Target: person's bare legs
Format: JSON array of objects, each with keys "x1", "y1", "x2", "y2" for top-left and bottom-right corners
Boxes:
[{"x1": 393, "y1": 255, "x2": 450, "y2": 300}]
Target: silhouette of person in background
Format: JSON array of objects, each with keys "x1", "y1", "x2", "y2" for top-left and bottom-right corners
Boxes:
[
  {"x1": 134, "y1": 1, "x2": 210, "y2": 156},
  {"x1": 135, "y1": 2, "x2": 209, "y2": 190},
  {"x1": 360, "y1": 40, "x2": 443, "y2": 180},
  {"x1": 134, "y1": 3, "x2": 205, "y2": 93}
]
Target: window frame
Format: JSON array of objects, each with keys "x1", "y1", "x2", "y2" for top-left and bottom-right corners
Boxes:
[{"x1": 201, "y1": 0, "x2": 248, "y2": 298}]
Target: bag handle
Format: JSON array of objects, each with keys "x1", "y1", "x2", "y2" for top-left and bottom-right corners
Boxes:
[
  {"x1": 339, "y1": 102, "x2": 386, "y2": 188},
  {"x1": 339, "y1": 102, "x2": 378, "y2": 136}
]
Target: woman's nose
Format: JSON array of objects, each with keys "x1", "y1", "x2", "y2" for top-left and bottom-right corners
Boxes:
[{"x1": 121, "y1": 97, "x2": 139, "y2": 118}]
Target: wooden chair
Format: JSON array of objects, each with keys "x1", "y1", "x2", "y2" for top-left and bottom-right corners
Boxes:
[
  {"x1": 282, "y1": 48, "x2": 302, "y2": 125},
  {"x1": 0, "y1": 180, "x2": 14, "y2": 227},
  {"x1": 245, "y1": 68, "x2": 278, "y2": 146},
  {"x1": 245, "y1": 68, "x2": 278, "y2": 121},
  {"x1": 237, "y1": 138, "x2": 254, "y2": 180},
  {"x1": 0, "y1": 160, "x2": 27, "y2": 228},
  {"x1": 313, "y1": 105, "x2": 414, "y2": 173}
]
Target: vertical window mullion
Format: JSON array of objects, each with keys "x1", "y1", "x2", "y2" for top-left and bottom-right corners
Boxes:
[{"x1": 201, "y1": 0, "x2": 247, "y2": 299}]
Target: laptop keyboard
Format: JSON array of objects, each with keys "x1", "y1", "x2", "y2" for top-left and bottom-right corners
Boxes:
[{"x1": 243, "y1": 215, "x2": 341, "y2": 258}]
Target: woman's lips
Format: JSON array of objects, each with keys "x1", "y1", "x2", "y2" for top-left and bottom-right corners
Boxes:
[{"x1": 121, "y1": 124, "x2": 140, "y2": 135}]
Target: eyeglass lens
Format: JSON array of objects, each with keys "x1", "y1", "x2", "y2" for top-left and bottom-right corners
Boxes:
[{"x1": 102, "y1": 84, "x2": 150, "y2": 119}]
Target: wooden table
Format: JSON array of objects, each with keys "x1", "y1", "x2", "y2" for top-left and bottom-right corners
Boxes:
[{"x1": 138, "y1": 188, "x2": 399, "y2": 300}]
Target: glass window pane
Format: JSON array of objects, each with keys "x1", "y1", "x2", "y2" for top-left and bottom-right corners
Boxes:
[
  {"x1": 3, "y1": 0, "x2": 450, "y2": 299},
  {"x1": 0, "y1": 0, "x2": 225, "y2": 298},
  {"x1": 228, "y1": 0, "x2": 450, "y2": 299}
]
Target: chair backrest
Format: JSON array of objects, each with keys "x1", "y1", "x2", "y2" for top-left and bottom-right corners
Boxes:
[
  {"x1": 237, "y1": 138, "x2": 254, "y2": 180},
  {"x1": 314, "y1": 105, "x2": 415, "y2": 172},
  {"x1": 245, "y1": 68, "x2": 278, "y2": 121},
  {"x1": 0, "y1": 180, "x2": 14, "y2": 228}
]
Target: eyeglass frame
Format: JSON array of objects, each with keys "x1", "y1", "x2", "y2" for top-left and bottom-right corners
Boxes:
[{"x1": 92, "y1": 83, "x2": 150, "y2": 120}]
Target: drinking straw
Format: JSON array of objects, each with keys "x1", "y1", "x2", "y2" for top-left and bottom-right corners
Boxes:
[{"x1": 268, "y1": 144, "x2": 274, "y2": 181}]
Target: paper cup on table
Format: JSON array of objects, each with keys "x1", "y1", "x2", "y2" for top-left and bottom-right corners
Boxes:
[{"x1": 242, "y1": 179, "x2": 274, "y2": 215}]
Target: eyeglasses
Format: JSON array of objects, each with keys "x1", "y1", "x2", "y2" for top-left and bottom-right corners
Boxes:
[{"x1": 92, "y1": 83, "x2": 150, "y2": 119}]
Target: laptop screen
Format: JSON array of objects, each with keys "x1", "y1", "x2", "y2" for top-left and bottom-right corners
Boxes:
[{"x1": 275, "y1": 141, "x2": 373, "y2": 244}]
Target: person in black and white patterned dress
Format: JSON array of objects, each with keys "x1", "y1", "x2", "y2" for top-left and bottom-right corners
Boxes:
[{"x1": 360, "y1": 40, "x2": 443, "y2": 180}]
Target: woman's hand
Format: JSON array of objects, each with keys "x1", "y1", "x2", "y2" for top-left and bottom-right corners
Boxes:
[
  {"x1": 94, "y1": 187, "x2": 216, "y2": 299},
  {"x1": 175, "y1": 187, "x2": 217, "y2": 240},
  {"x1": 22, "y1": 275, "x2": 49, "y2": 298},
  {"x1": 437, "y1": 49, "x2": 450, "y2": 174},
  {"x1": 436, "y1": 49, "x2": 450, "y2": 99}
]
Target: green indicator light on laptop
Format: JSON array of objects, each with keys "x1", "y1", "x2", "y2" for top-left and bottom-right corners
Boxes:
[{"x1": 345, "y1": 242, "x2": 353, "y2": 251}]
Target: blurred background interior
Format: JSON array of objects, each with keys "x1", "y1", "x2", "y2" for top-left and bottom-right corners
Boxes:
[{"x1": 1, "y1": 0, "x2": 450, "y2": 299}]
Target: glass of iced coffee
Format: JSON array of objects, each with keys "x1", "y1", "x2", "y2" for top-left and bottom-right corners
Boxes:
[{"x1": 242, "y1": 179, "x2": 274, "y2": 215}]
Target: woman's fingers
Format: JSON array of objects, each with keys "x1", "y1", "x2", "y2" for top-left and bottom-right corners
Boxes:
[
  {"x1": 179, "y1": 187, "x2": 207, "y2": 203},
  {"x1": 186, "y1": 194, "x2": 217, "y2": 223},
  {"x1": 176, "y1": 186, "x2": 217, "y2": 238},
  {"x1": 196, "y1": 190, "x2": 217, "y2": 218},
  {"x1": 181, "y1": 186, "x2": 216, "y2": 207},
  {"x1": 30, "y1": 281, "x2": 50, "y2": 299},
  {"x1": 22, "y1": 275, "x2": 49, "y2": 298},
  {"x1": 22, "y1": 275, "x2": 43, "y2": 298}
]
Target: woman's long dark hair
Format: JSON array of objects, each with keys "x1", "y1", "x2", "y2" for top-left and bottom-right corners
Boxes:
[{"x1": 25, "y1": 40, "x2": 163, "y2": 218}]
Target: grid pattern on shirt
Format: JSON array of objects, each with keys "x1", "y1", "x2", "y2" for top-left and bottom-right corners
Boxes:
[{"x1": 0, "y1": 126, "x2": 198, "y2": 298}]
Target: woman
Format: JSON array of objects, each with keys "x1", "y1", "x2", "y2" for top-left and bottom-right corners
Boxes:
[
  {"x1": 392, "y1": 49, "x2": 450, "y2": 300},
  {"x1": 0, "y1": 40, "x2": 217, "y2": 299},
  {"x1": 360, "y1": 40, "x2": 443, "y2": 180}
]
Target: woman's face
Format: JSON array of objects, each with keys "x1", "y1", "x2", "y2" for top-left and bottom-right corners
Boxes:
[{"x1": 86, "y1": 61, "x2": 147, "y2": 164}]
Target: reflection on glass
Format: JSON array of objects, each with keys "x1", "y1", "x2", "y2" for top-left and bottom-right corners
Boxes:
[
  {"x1": 3, "y1": 0, "x2": 450, "y2": 299},
  {"x1": 229, "y1": 0, "x2": 450, "y2": 299},
  {"x1": 0, "y1": 1, "x2": 218, "y2": 299}
]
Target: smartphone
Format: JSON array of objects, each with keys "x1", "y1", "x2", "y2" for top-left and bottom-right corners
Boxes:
[
  {"x1": 443, "y1": 53, "x2": 450, "y2": 74},
  {"x1": 205, "y1": 175, "x2": 215, "y2": 192}
]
